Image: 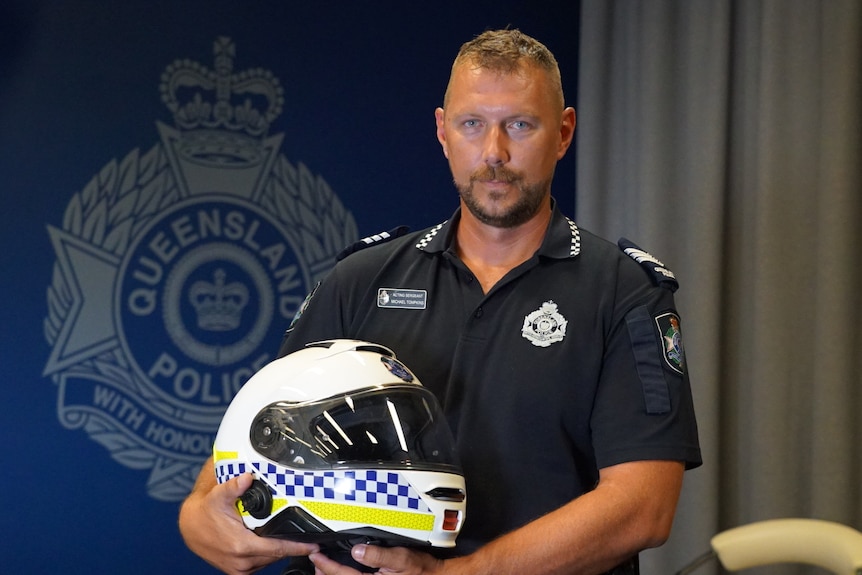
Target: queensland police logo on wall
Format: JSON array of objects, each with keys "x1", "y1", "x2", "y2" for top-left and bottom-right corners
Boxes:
[{"x1": 42, "y1": 38, "x2": 357, "y2": 501}]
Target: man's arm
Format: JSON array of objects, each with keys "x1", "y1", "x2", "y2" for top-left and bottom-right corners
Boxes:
[
  {"x1": 178, "y1": 456, "x2": 319, "y2": 575},
  {"x1": 310, "y1": 459, "x2": 685, "y2": 575}
]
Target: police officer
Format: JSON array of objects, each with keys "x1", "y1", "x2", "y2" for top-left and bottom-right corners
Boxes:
[{"x1": 179, "y1": 29, "x2": 701, "y2": 575}]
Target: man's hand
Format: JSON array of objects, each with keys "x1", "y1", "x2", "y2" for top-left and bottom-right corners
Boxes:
[
  {"x1": 178, "y1": 459, "x2": 319, "y2": 575},
  {"x1": 309, "y1": 545, "x2": 446, "y2": 575}
]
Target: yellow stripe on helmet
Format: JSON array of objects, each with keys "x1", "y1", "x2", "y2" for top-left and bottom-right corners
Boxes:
[
  {"x1": 300, "y1": 500, "x2": 434, "y2": 532},
  {"x1": 213, "y1": 449, "x2": 238, "y2": 463}
]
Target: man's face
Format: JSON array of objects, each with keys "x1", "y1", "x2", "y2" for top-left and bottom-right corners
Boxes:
[{"x1": 435, "y1": 62, "x2": 574, "y2": 228}]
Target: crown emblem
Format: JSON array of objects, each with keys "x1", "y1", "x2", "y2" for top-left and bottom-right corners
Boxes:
[
  {"x1": 522, "y1": 300, "x2": 568, "y2": 348},
  {"x1": 189, "y1": 268, "x2": 250, "y2": 331},
  {"x1": 160, "y1": 37, "x2": 284, "y2": 165}
]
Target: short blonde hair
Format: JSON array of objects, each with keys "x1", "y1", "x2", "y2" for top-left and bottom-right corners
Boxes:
[{"x1": 444, "y1": 29, "x2": 565, "y2": 111}]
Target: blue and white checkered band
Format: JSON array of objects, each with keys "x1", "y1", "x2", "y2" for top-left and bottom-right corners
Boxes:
[
  {"x1": 216, "y1": 461, "x2": 430, "y2": 512},
  {"x1": 216, "y1": 461, "x2": 250, "y2": 483},
  {"x1": 415, "y1": 222, "x2": 445, "y2": 250},
  {"x1": 566, "y1": 217, "x2": 581, "y2": 257}
]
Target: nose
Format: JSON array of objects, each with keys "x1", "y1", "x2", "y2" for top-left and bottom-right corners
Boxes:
[{"x1": 482, "y1": 125, "x2": 510, "y2": 166}]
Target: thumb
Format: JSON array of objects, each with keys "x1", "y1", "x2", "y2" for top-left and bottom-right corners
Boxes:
[
  {"x1": 232, "y1": 472, "x2": 255, "y2": 494},
  {"x1": 351, "y1": 544, "x2": 382, "y2": 568},
  {"x1": 215, "y1": 472, "x2": 254, "y2": 507}
]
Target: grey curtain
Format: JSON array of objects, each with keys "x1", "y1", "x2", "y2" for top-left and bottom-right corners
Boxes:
[{"x1": 576, "y1": 1, "x2": 862, "y2": 573}]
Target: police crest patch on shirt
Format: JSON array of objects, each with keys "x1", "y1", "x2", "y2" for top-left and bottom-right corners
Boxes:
[
  {"x1": 522, "y1": 301, "x2": 568, "y2": 347},
  {"x1": 655, "y1": 312, "x2": 685, "y2": 374}
]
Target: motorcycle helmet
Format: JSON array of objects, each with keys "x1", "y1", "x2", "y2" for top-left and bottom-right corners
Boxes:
[{"x1": 213, "y1": 339, "x2": 466, "y2": 549}]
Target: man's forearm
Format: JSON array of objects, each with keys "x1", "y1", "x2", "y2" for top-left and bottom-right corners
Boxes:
[{"x1": 445, "y1": 460, "x2": 685, "y2": 575}]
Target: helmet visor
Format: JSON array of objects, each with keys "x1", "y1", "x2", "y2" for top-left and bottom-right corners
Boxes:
[{"x1": 251, "y1": 385, "x2": 460, "y2": 472}]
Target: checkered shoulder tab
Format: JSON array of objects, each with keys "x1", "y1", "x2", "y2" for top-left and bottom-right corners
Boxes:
[
  {"x1": 337, "y1": 225, "x2": 410, "y2": 261},
  {"x1": 415, "y1": 222, "x2": 446, "y2": 251},
  {"x1": 566, "y1": 217, "x2": 581, "y2": 257},
  {"x1": 618, "y1": 237, "x2": 679, "y2": 292}
]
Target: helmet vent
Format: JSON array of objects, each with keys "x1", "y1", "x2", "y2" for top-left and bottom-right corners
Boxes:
[
  {"x1": 306, "y1": 341, "x2": 336, "y2": 349},
  {"x1": 354, "y1": 344, "x2": 394, "y2": 357},
  {"x1": 425, "y1": 487, "x2": 466, "y2": 502},
  {"x1": 305, "y1": 340, "x2": 394, "y2": 357}
]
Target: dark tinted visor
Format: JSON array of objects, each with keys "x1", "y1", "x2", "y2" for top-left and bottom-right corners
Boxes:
[{"x1": 250, "y1": 385, "x2": 460, "y2": 472}]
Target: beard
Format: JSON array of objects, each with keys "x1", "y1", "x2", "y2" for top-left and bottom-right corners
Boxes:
[{"x1": 456, "y1": 165, "x2": 550, "y2": 228}]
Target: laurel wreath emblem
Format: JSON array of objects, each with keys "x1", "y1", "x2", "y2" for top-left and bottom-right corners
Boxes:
[{"x1": 44, "y1": 142, "x2": 356, "y2": 500}]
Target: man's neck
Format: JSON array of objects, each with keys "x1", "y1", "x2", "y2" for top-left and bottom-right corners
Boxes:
[{"x1": 454, "y1": 204, "x2": 552, "y2": 293}]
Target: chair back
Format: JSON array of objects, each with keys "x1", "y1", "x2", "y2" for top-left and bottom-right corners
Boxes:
[{"x1": 710, "y1": 518, "x2": 862, "y2": 575}]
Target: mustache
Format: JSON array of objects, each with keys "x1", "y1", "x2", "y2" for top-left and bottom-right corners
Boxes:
[{"x1": 470, "y1": 165, "x2": 521, "y2": 183}]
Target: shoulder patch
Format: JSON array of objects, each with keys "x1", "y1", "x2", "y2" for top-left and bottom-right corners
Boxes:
[
  {"x1": 287, "y1": 280, "x2": 321, "y2": 330},
  {"x1": 337, "y1": 225, "x2": 410, "y2": 261},
  {"x1": 618, "y1": 237, "x2": 679, "y2": 292}
]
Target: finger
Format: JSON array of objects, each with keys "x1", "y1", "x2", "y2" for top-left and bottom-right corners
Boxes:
[
  {"x1": 352, "y1": 545, "x2": 442, "y2": 574},
  {"x1": 352, "y1": 544, "x2": 407, "y2": 569},
  {"x1": 254, "y1": 537, "x2": 320, "y2": 562},
  {"x1": 351, "y1": 544, "x2": 405, "y2": 570},
  {"x1": 222, "y1": 472, "x2": 254, "y2": 501},
  {"x1": 351, "y1": 544, "x2": 379, "y2": 568},
  {"x1": 309, "y1": 551, "x2": 364, "y2": 575}
]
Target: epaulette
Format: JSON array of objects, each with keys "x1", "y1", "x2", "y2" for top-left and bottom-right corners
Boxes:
[
  {"x1": 618, "y1": 237, "x2": 679, "y2": 292},
  {"x1": 336, "y1": 225, "x2": 410, "y2": 261}
]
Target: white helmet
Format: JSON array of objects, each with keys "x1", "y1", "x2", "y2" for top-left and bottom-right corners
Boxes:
[{"x1": 213, "y1": 339, "x2": 466, "y2": 550}]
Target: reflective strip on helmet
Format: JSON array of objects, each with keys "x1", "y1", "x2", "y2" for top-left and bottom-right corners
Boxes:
[
  {"x1": 214, "y1": 450, "x2": 238, "y2": 463},
  {"x1": 300, "y1": 500, "x2": 434, "y2": 532},
  {"x1": 271, "y1": 497, "x2": 289, "y2": 514}
]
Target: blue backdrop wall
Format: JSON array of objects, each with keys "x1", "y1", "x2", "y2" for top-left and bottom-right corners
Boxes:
[{"x1": 0, "y1": 2, "x2": 578, "y2": 572}]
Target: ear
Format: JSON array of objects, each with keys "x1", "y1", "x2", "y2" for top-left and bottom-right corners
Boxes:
[
  {"x1": 434, "y1": 107, "x2": 449, "y2": 159},
  {"x1": 557, "y1": 107, "x2": 576, "y2": 159}
]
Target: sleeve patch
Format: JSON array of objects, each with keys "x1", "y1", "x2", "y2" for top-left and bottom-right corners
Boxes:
[
  {"x1": 654, "y1": 312, "x2": 686, "y2": 375},
  {"x1": 625, "y1": 305, "x2": 672, "y2": 414},
  {"x1": 287, "y1": 280, "x2": 321, "y2": 330},
  {"x1": 618, "y1": 237, "x2": 679, "y2": 292}
]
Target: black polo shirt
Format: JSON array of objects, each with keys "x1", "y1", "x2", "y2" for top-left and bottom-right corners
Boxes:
[{"x1": 279, "y1": 201, "x2": 701, "y2": 555}]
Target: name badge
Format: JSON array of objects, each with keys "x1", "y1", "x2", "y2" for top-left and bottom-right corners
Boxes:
[{"x1": 377, "y1": 288, "x2": 427, "y2": 310}]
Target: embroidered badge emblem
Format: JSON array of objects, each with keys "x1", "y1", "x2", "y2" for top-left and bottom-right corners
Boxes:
[
  {"x1": 655, "y1": 312, "x2": 685, "y2": 374},
  {"x1": 380, "y1": 356, "x2": 414, "y2": 383},
  {"x1": 522, "y1": 301, "x2": 568, "y2": 347}
]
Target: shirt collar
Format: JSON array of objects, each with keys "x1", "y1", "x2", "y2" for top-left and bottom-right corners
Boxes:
[{"x1": 414, "y1": 198, "x2": 581, "y2": 259}]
